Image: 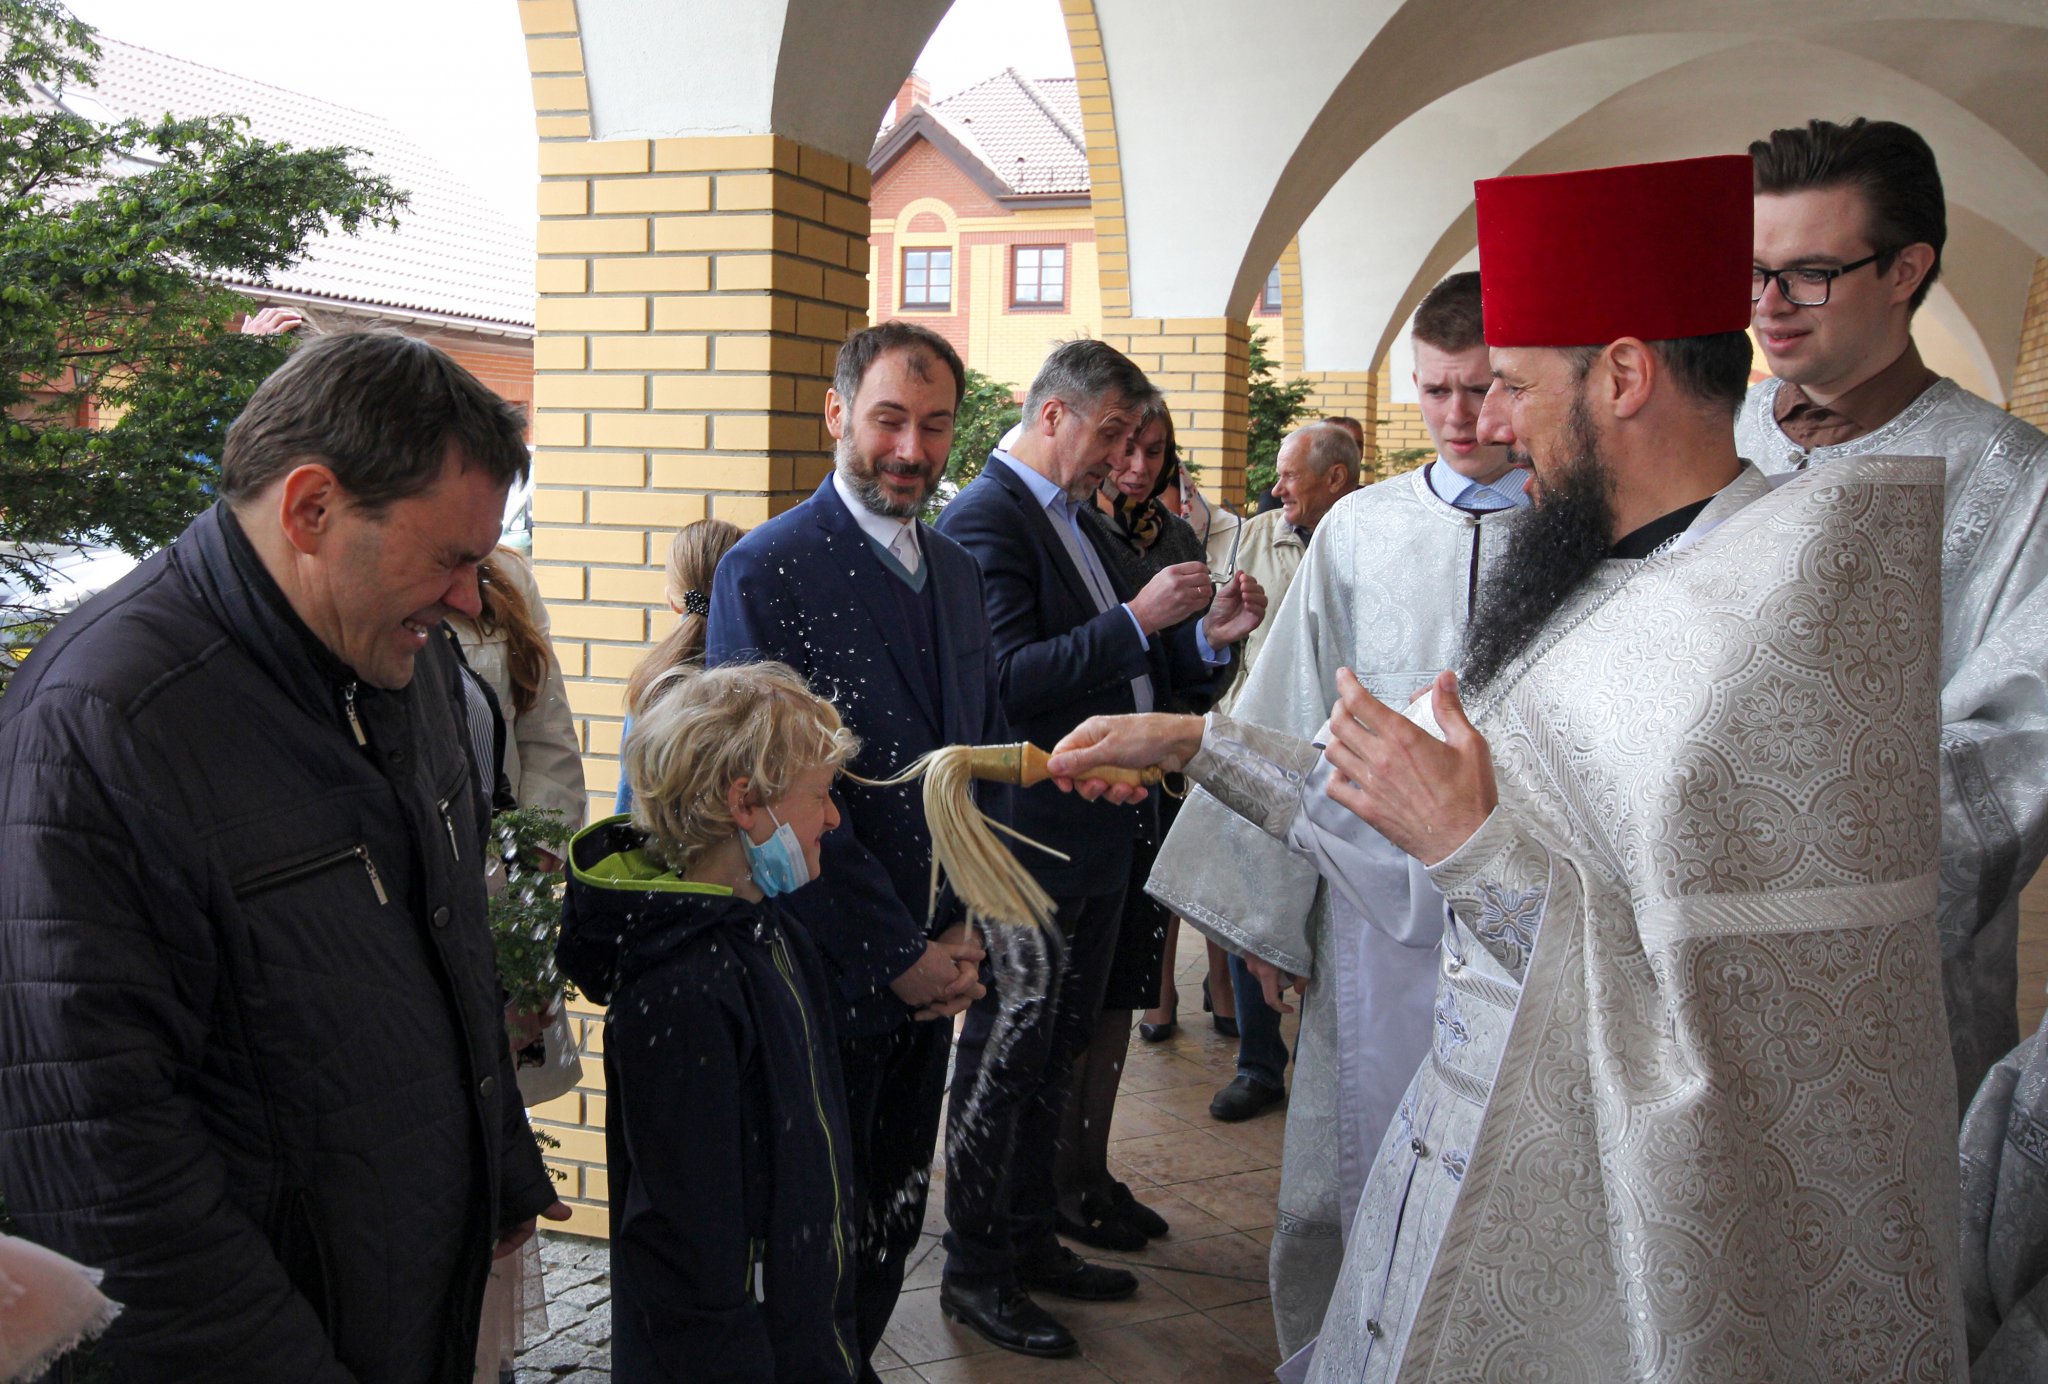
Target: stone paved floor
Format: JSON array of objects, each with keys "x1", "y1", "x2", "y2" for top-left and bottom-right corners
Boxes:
[
  {"x1": 516, "y1": 922, "x2": 1296, "y2": 1382},
  {"x1": 521, "y1": 889, "x2": 2048, "y2": 1383}
]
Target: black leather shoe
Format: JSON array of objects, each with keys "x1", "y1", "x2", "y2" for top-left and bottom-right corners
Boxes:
[
  {"x1": 1056, "y1": 1196, "x2": 1147, "y2": 1252},
  {"x1": 1210, "y1": 1074, "x2": 1285, "y2": 1122},
  {"x1": 1109, "y1": 1180, "x2": 1170, "y2": 1239},
  {"x1": 1017, "y1": 1244, "x2": 1140, "y2": 1301},
  {"x1": 939, "y1": 1278, "x2": 1077, "y2": 1358}
]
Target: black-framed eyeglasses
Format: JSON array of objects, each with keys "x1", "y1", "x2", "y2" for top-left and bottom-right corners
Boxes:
[{"x1": 1751, "y1": 252, "x2": 1884, "y2": 307}]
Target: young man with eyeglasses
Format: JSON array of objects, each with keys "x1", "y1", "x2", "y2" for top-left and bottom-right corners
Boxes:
[{"x1": 1741, "y1": 117, "x2": 2048, "y2": 1121}]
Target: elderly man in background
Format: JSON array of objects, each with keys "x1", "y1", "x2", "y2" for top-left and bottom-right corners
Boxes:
[
  {"x1": 0, "y1": 332, "x2": 564, "y2": 1381},
  {"x1": 1149, "y1": 269, "x2": 1528, "y2": 1353},
  {"x1": 1202, "y1": 419, "x2": 1360, "y2": 1123}
]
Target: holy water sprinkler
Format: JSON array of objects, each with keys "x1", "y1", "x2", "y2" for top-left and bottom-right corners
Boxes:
[
  {"x1": 961, "y1": 741, "x2": 1165, "y2": 790},
  {"x1": 854, "y1": 743, "x2": 1167, "y2": 931}
]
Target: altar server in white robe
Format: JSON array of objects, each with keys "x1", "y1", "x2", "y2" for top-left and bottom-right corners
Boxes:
[
  {"x1": 1147, "y1": 270, "x2": 1530, "y2": 1354},
  {"x1": 1741, "y1": 116, "x2": 2048, "y2": 1116},
  {"x1": 1053, "y1": 154, "x2": 1962, "y2": 1383}
]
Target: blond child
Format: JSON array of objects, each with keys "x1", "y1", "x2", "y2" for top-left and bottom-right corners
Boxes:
[{"x1": 555, "y1": 661, "x2": 861, "y2": 1383}]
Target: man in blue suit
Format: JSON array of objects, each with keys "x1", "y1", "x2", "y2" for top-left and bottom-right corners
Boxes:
[
  {"x1": 932, "y1": 340, "x2": 1265, "y2": 1356},
  {"x1": 707, "y1": 321, "x2": 995, "y2": 1381}
]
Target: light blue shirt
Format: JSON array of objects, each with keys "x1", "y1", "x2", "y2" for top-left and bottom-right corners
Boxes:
[
  {"x1": 996, "y1": 448, "x2": 1201, "y2": 715},
  {"x1": 1426, "y1": 459, "x2": 1535, "y2": 512}
]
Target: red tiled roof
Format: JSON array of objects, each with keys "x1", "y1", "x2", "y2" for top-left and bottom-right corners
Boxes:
[
  {"x1": 878, "y1": 69, "x2": 1088, "y2": 198},
  {"x1": 71, "y1": 37, "x2": 532, "y2": 332}
]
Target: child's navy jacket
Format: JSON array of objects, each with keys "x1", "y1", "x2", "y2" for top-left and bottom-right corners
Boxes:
[{"x1": 556, "y1": 816, "x2": 859, "y2": 1383}]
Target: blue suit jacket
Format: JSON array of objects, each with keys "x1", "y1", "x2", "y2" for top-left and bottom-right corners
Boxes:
[
  {"x1": 707, "y1": 476, "x2": 1005, "y2": 1036},
  {"x1": 934, "y1": 456, "x2": 1223, "y2": 897}
]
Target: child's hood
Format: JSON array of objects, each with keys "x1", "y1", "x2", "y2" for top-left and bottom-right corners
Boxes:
[{"x1": 556, "y1": 815, "x2": 764, "y2": 1005}]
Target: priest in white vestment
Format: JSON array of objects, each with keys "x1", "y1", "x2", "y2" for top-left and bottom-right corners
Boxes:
[
  {"x1": 1051, "y1": 155, "x2": 1963, "y2": 1382},
  {"x1": 1148, "y1": 271, "x2": 1530, "y2": 1354},
  {"x1": 1742, "y1": 117, "x2": 2048, "y2": 1119}
]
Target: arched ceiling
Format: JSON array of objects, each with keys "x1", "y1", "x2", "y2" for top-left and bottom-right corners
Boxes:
[
  {"x1": 1297, "y1": 34, "x2": 2048, "y2": 393},
  {"x1": 575, "y1": 0, "x2": 950, "y2": 163},
  {"x1": 1093, "y1": 0, "x2": 2048, "y2": 396}
]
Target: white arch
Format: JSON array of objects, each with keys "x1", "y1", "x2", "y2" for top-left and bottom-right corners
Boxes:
[{"x1": 1298, "y1": 36, "x2": 2048, "y2": 393}]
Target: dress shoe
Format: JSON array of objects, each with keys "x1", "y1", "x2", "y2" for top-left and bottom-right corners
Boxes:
[
  {"x1": 939, "y1": 1278, "x2": 1077, "y2": 1358},
  {"x1": 1056, "y1": 1195, "x2": 1148, "y2": 1252},
  {"x1": 1017, "y1": 1244, "x2": 1139, "y2": 1301},
  {"x1": 1109, "y1": 1180, "x2": 1170, "y2": 1239},
  {"x1": 1210, "y1": 1074, "x2": 1286, "y2": 1122}
]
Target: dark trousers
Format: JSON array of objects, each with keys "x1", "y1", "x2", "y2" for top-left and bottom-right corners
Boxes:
[
  {"x1": 942, "y1": 886, "x2": 1126, "y2": 1283},
  {"x1": 1229, "y1": 951, "x2": 1291, "y2": 1091},
  {"x1": 841, "y1": 1019, "x2": 952, "y2": 1380}
]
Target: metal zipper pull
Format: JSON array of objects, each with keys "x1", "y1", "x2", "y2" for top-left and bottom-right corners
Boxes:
[
  {"x1": 354, "y1": 846, "x2": 388, "y2": 905},
  {"x1": 342, "y1": 683, "x2": 367, "y2": 746},
  {"x1": 437, "y1": 797, "x2": 461, "y2": 862}
]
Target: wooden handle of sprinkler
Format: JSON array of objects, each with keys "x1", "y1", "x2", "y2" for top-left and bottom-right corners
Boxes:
[{"x1": 971, "y1": 742, "x2": 1166, "y2": 789}]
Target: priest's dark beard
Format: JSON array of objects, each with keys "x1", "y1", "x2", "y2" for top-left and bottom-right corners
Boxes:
[{"x1": 1460, "y1": 400, "x2": 1616, "y2": 697}]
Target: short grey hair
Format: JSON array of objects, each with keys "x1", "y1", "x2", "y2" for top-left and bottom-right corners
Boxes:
[
  {"x1": 1022, "y1": 339, "x2": 1158, "y2": 421},
  {"x1": 1282, "y1": 421, "x2": 1361, "y2": 485}
]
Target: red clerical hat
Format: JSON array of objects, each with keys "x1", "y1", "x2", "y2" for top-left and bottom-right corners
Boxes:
[{"x1": 1474, "y1": 155, "x2": 1753, "y2": 348}]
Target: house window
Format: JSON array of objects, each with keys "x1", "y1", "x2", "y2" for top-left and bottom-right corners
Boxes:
[
  {"x1": 1261, "y1": 266, "x2": 1283, "y2": 313},
  {"x1": 902, "y1": 248, "x2": 952, "y2": 310},
  {"x1": 1012, "y1": 245, "x2": 1067, "y2": 308}
]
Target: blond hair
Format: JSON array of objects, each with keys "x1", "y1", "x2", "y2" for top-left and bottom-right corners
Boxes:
[
  {"x1": 626, "y1": 661, "x2": 859, "y2": 872},
  {"x1": 624, "y1": 518, "x2": 744, "y2": 716}
]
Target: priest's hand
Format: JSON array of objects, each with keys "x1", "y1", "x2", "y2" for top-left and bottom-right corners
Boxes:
[
  {"x1": 1046, "y1": 713, "x2": 1205, "y2": 804},
  {"x1": 1203, "y1": 571, "x2": 1267, "y2": 647},
  {"x1": 1323, "y1": 668, "x2": 1496, "y2": 866}
]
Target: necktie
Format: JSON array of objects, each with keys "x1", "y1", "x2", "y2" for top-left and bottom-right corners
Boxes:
[{"x1": 890, "y1": 525, "x2": 919, "y2": 576}]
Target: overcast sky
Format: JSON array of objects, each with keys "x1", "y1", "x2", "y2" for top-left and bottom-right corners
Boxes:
[{"x1": 61, "y1": 0, "x2": 1075, "y2": 230}]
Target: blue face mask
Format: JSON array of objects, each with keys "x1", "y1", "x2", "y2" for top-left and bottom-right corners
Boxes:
[{"x1": 740, "y1": 806, "x2": 813, "y2": 897}]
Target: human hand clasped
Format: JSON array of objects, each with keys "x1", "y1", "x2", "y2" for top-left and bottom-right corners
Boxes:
[
  {"x1": 893, "y1": 928, "x2": 987, "y2": 1020},
  {"x1": 1203, "y1": 570, "x2": 1267, "y2": 646},
  {"x1": 1322, "y1": 667, "x2": 1497, "y2": 866},
  {"x1": 1128, "y1": 560, "x2": 1213, "y2": 634}
]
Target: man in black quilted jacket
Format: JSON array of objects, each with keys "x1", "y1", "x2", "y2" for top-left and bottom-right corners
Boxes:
[{"x1": 0, "y1": 331, "x2": 564, "y2": 1381}]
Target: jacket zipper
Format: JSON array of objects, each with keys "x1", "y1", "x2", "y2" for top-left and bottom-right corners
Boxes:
[
  {"x1": 238, "y1": 844, "x2": 388, "y2": 906},
  {"x1": 437, "y1": 795, "x2": 461, "y2": 862},
  {"x1": 768, "y1": 928, "x2": 854, "y2": 1375},
  {"x1": 342, "y1": 682, "x2": 367, "y2": 746}
]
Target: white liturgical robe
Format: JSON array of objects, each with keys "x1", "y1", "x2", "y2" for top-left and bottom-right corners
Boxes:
[
  {"x1": 1739, "y1": 378, "x2": 2048, "y2": 1113},
  {"x1": 1147, "y1": 467, "x2": 1525, "y2": 1354},
  {"x1": 1189, "y1": 458, "x2": 1962, "y2": 1382}
]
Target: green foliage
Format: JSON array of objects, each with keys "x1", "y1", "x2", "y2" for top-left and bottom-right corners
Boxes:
[
  {"x1": 927, "y1": 366, "x2": 1020, "y2": 518},
  {"x1": 1243, "y1": 329, "x2": 1314, "y2": 505},
  {"x1": 488, "y1": 805, "x2": 577, "y2": 1022},
  {"x1": 0, "y1": 0, "x2": 403, "y2": 629}
]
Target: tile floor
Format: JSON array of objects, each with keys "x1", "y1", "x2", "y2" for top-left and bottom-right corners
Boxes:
[
  {"x1": 524, "y1": 884, "x2": 2048, "y2": 1384},
  {"x1": 876, "y1": 926, "x2": 1297, "y2": 1384}
]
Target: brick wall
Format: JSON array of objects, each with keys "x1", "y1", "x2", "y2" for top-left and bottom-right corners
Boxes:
[
  {"x1": 2013, "y1": 255, "x2": 2048, "y2": 431},
  {"x1": 1375, "y1": 358, "x2": 1432, "y2": 475}
]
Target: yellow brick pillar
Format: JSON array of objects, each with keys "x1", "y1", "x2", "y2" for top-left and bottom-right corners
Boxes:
[
  {"x1": 1300, "y1": 370, "x2": 1382, "y2": 476},
  {"x1": 2013, "y1": 255, "x2": 2048, "y2": 430},
  {"x1": 1100, "y1": 318, "x2": 1251, "y2": 503},
  {"x1": 519, "y1": 0, "x2": 871, "y2": 1238}
]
